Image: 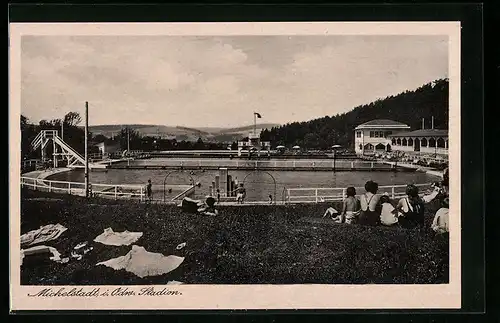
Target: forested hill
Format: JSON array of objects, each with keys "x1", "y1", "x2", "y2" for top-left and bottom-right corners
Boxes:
[{"x1": 260, "y1": 78, "x2": 449, "y2": 149}]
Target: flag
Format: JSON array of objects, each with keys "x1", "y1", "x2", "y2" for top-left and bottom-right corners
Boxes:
[{"x1": 254, "y1": 112, "x2": 262, "y2": 118}]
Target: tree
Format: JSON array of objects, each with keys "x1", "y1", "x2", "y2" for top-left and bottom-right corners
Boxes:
[
  {"x1": 194, "y1": 137, "x2": 204, "y2": 149},
  {"x1": 259, "y1": 78, "x2": 449, "y2": 150},
  {"x1": 64, "y1": 112, "x2": 82, "y2": 127},
  {"x1": 118, "y1": 127, "x2": 141, "y2": 151}
]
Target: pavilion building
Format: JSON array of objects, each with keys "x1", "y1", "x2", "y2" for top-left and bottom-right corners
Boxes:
[
  {"x1": 237, "y1": 132, "x2": 271, "y2": 157},
  {"x1": 354, "y1": 119, "x2": 411, "y2": 155},
  {"x1": 388, "y1": 129, "x2": 448, "y2": 157}
]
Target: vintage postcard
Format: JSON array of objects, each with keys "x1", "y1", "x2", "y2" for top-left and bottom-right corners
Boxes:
[{"x1": 10, "y1": 22, "x2": 461, "y2": 311}]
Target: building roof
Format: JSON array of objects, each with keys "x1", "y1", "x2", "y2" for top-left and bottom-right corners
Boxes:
[
  {"x1": 355, "y1": 119, "x2": 410, "y2": 129},
  {"x1": 389, "y1": 129, "x2": 448, "y2": 138}
]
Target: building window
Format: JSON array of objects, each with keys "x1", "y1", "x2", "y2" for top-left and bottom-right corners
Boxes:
[
  {"x1": 402, "y1": 138, "x2": 407, "y2": 146},
  {"x1": 421, "y1": 138, "x2": 428, "y2": 147},
  {"x1": 437, "y1": 138, "x2": 445, "y2": 148},
  {"x1": 359, "y1": 144, "x2": 362, "y2": 150},
  {"x1": 369, "y1": 131, "x2": 374, "y2": 138},
  {"x1": 356, "y1": 131, "x2": 361, "y2": 138},
  {"x1": 408, "y1": 138, "x2": 414, "y2": 146},
  {"x1": 396, "y1": 138, "x2": 401, "y2": 145},
  {"x1": 391, "y1": 138, "x2": 396, "y2": 145},
  {"x1": 429, "y1": 138, "x2": 436, "y2": 148}
]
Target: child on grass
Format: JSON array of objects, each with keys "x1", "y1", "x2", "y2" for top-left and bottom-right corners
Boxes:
[{"x1": 379, "y1": 194, "x2": 399, "y2": 226}]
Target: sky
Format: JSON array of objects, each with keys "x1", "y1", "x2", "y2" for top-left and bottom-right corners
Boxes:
[{"x1": 21, "y1": 35, "x2": 448, "y2": 128}]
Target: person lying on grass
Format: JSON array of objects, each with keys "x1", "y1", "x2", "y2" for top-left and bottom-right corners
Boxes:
[{"x1": 180, "y1": 196, "x2": 218, "y2": 216}]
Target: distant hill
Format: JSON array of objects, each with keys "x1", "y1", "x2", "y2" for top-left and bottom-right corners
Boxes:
[
  {"x1": 260, "y1": 79, "x2": 449, "y2": 149},
  {"x1": 88, "y1": 123, "x2": 280, "y2": 143}
]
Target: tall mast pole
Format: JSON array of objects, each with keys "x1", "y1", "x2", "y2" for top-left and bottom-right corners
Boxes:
[
  {"x1": 127, "y1": 127, "x2": 130, "y2": 166},
  {"x1": 85, "y1": 101, "x2": 89, "y2": 198}
]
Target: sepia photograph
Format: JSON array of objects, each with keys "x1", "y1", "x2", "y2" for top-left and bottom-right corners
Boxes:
[{"x1": 10, "y1": 22, "x2": 461, "y2": 310}]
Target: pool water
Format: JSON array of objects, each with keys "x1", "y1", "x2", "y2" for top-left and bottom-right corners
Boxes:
[{"x1": 49, "y1": 168, "x2": 438, "y2": 202}]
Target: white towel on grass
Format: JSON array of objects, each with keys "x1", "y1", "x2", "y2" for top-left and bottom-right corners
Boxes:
[
  {"x1": 96, "y1": 245, "x2": 184, "y2": 278},
  {"x1": 20, "y1": 224, "x2": 68, "y2": 248},
  {"x1": 93, "y1": 228, "x2": 143, "y2": 246}
]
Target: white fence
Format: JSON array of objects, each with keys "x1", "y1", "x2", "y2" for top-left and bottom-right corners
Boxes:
[
  {"x1": 129, "y1": 158, "x2": 393, "y2": 170},
  {"x1": 285, "y1": 183, "x2": 433, "y2": 204},
  {"x1": 21, "y1": 176, "x2": 145, "y2": 201},
  {"x1": 21, "y1": 176, "x2": 433, "y2": 205}
]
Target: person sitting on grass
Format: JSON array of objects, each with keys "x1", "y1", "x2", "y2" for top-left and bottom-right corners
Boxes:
[
  {"x1": 431, "y1": 197, "x2": 449, "y2": 234},
  {"x1": 379, "y1": 193, "x2": 399, "y2": 226},
  {"x1": 322, "y1": 206, "x2": 339, "y2": 221},
  {"x1": 396, "y1": 184, "x2": 425, "y2": 229},
  {"x1": 333, "y1": 186, "x2": 360, "y2": 224},
  {"x1": 359, "y1": 180, "x2": 382, "y2": 226}
]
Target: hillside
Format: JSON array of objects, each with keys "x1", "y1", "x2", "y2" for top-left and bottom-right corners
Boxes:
[
  {"x1": 260, "y1": 79, "x2": 449, "y2": 149},
  {"x1": 88, "y1": 123, "x2": 280, "y2": 143}
]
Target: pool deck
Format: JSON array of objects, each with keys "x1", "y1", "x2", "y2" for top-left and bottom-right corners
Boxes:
[
  {"x1": 23, "y1": 167, "x2": 72, "y2": 180},
  {"x1": 382, "y1": 161, "x2": 443, "y2": 178}
]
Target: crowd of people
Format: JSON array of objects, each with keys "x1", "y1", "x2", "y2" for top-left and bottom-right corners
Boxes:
[
  {"x1": 369, "y1": 151, "x2": 449, "y2": 170},
  {"x1": 324, "y1": 167, "x2": 450, "y2": 234}
]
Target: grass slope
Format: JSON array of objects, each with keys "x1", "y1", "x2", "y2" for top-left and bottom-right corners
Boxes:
[{"x1": 20, "y1": 189, "x2": 449, "y2": 285}]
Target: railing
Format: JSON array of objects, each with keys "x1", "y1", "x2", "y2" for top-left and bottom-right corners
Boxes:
[
  {"x1": 285, "y1": 183, "x2": 433, "y2": 204},
  {"x1": 21, "y1": 176, "x2": 145, "y2": 201},
  {"x1": 21, "y1": 159, "x2": 44, "y2": 173}
]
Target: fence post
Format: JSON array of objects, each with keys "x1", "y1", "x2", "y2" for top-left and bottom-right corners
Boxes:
[
  {"x1": 293, "y1": 160, "x2": 296, "y2": 168},
  {"x1": 114, "y1": 186, "x2": 118, "y2": 200},
  {"x1": 315, "y1": 189, "x2": 318, "y2": 203},
  {"x1": 68, "y1": 182, "x2": 71, "y2": 194},
  {"x1": 140, "y1": 186, "x2": 144, "y2": 202},
  {"x1": 371, "y1": 162, "x2": 374, "y2": 170},
  {"x1": 49, "y1": 181, "x2": 52, "y2": 193},
  {"x1": 342, "y1": 188, "x2": 347, "y2": 199},
  {"x1": 351, "y1": 161, "x2": 354, "y2": 169},
  {"x1": 391, "y1": 186, "x2": 395, "y2": 199},
  {"x1": 34, "y1": 179, "x2": 37, "y2": 191}
]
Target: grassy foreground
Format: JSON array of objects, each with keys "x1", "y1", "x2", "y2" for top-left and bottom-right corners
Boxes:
[{"x1": 20, "y1": 189, "x2": 449, "y2": 285}]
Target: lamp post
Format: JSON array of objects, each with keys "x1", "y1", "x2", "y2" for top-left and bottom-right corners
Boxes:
[{"x1": 333, "y1": 149, "x2": 336, "y2": 172}]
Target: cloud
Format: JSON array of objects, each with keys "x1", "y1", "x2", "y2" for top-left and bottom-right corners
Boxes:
[{"x1": 20, "y1": 35, "x2": 448, "y2": 127}]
